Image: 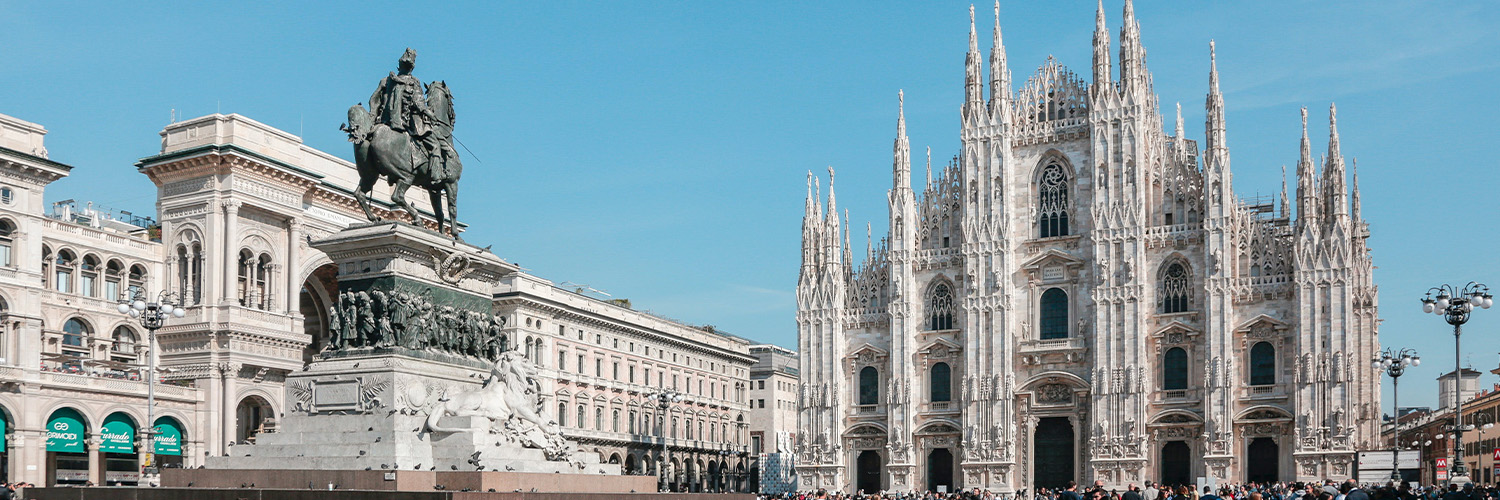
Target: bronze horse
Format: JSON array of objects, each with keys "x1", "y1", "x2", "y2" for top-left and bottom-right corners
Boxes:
[{"x1": 341, "y1": 81, "x2": 462, "y2": 237}]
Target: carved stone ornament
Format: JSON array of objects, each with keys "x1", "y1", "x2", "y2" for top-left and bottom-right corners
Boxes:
[
  {"x1": 430, "y1": 247, "x2": 478, "y2": 285},
  {"x1": 1036, "y1": 383, "x2": 1074, "y2": 404}
]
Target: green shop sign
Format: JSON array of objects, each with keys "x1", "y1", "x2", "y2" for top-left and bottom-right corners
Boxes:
[
  {"x1": 45, "y1": 409, "x2": 85, "y2": 453},
  {"x1": 153, "y1": 418, "x2": 182, "y2": 456},
  {"x1": 99, "y1": 414, "x2": 136, "y2": 454}
]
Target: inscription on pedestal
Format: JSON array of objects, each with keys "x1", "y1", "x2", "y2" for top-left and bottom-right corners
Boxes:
[{"x1": 314, "y1": 380, "x2": 360, "y2": 412}]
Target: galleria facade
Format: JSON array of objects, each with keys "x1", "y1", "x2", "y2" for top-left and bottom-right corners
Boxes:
[
  {"x1": 0, "y1": 110, "x2": 754, "y2": 489},
  {"x1": 796, "y1": 1, "x2": 1381, "y2": 494}
]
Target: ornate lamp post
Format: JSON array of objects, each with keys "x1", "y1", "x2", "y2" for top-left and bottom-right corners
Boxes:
[
  {"x1": 1373, "y1": 348, "x2": 1419, "y2": 481},
  {"x1": 647, "y1": 390, "x2": 683, "y2": 492},
  {"x1": 1420, "y1": 282, "x2": 1493, "y2": 484},
  {"x1": 117, "y1": 291, "x2": 185, "y2": 485}
]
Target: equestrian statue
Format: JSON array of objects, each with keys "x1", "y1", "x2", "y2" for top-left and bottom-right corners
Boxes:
[{"x1": 341, "y1": 48, "x2": 463, "y2": 238}]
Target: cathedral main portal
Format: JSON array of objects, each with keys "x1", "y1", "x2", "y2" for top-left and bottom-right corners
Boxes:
[{"x1": 1033, "y1": 417, "x2": 1075, "y2": 489}]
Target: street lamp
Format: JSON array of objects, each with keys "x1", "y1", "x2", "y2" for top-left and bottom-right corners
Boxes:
[
  {"x1": 647, "y1": 390, "x2": 683, "y2": 492},
  {"x1": 1420, "y1": 282, "x2": 1493, "y2": 484},
  {"x1": 1374, "y1": 348, "x2": 1419, "y2": 482},
  {"x1": 117, "y1": 291, "x2": 186, "y2": 485}
]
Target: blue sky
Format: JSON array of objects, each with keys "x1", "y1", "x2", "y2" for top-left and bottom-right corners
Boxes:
[{"x1": 4, "y1": 1, "x2": 1497, "y2": 409}]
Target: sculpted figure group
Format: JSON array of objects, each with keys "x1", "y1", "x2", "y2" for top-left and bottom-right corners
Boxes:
[
  {"x1": 424, "y1": 351, "x2": 581, "y2": 463},
  {"x1": 325, "y1": 288, "x2": 507, "y2": 360}
]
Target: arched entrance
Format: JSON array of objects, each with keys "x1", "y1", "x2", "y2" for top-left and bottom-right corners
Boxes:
[
  {"x1": 1247, "y1": 437, "x2": 1278, "y2": 483},
  {"x1": 624, "y1": 454, "x2": 637, "y2": 475},
  {"x1": 927, "y1": 448, "x2": 954, "y2": 493},
  {"x1": 858, "y1": 450, "x2": 883, "y2": 494},
  {"x1": 1160, "y1": 441, "x2": 1191, "y2": 488},
  {"x1": 45, "y1": 407, "x2": 89, "y2": 486},
  {"x1": 299, "y1": 264, "x2": 338, "y2": 364},
  {"x1": 99, "y1": 412, "x2": 140, "y2": 486},
  {"x1": 1033, "y1": 417, "x2": 1075, "y2": 489},
  {"x1": 235, "y1": 395, "x2": 273, "y2": 444}
]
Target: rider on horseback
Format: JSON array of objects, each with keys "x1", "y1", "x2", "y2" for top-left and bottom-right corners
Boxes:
[{"x1": 369, "y1": 48, "x2": 443, "y2": 179}]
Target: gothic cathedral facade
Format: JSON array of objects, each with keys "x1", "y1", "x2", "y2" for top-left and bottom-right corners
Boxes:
[{"x1": 795, "y1": 2, "x2": 1380, "y2": 493}]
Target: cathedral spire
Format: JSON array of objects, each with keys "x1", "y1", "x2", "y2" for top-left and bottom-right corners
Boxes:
[
  {"x1": 964, "y1": 5, "x2": 984, "y2": 117},
  {"x1": 1350, "y1": 158, "x2": 1362, "y2": 223},
  {"x1": 893, "y1": 90, "x2": 911, "y2": 191},
  {"x1": 1118, "y1": 0, "x2": 1146, "y2": 93},
  {"x1": 866, "y1": 221, "x2": 873, "y2": 261},
  {"x1": 1204, "y1": 41, "x2": 1226, "y2": 161},
  {"x1": 989, "y1": 1, "x2": 1011, "y2": 111},
  {"x1": 1092, "y1": 0, "x2": 1112, "y2": 95},
  {"x1": 1280, "y1": 165, "x2": 1290, "y2": 219},
  {"x1": 1324, "y1": 103, "x2": 1348, "y2": 219},
  {"x1": 1174, "y1": 102, "x2": 1184, "y2": 138},
  {"x1": 1296, "y1": 107, "x2": 1318, "y2": 224}
]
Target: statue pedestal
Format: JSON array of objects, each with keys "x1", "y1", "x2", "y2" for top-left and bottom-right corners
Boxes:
[{"x1": 206, "y1": 223, "x2": 620, "y2": 477}]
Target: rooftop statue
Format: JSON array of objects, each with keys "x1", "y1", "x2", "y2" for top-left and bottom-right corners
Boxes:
[{"x1": 342, "y1": 48, "x2": 464, "y2": 238}]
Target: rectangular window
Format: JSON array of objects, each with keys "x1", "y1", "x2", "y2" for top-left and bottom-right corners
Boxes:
[
  {"x1": 56, "y1": 270, "x2": 71, "y2": 293},
  {"x1": 759, "y1": 380, "x2": 766, "y2": 390},
  {"x1": 0, "y1": 243, "x2": 9, "y2": 267},
  {"x1": 752, "y1": 436, "x2": 762, "y2": 454},
  {"x1": 578, "y1": 355, "x2": 585, "y2": 374},
  {"x1": 629, "y1": 366, "x2": 636, "y2": 383},
  {"x1": 759, "y1": 399, "x2": 766, "y2": 409},
  {"x1": 644, "y1": 368, "x2": 651, "y2": 385},
  {"x1": 673, "y1": 375, "x2": 679, "y2": 390},
  {"x1": 612, "y1": 362, "x2": 619, "y2": 380},
  {"x1": 559, "y1": 352, "x2": 567, "y2": 370}
]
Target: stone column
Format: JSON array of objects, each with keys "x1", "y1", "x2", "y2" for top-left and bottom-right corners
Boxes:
[
  {"x1": 87, "y1": 435, "x2": 103, "y2": 485},
  {"x1": 221, "y1": 202, "x2": 240, "y2": 304},
  {"x1": 285, "y1": 218, "x2": 301, "y2": 314}
]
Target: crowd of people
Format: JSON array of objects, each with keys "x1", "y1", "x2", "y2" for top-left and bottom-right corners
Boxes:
[{"x1": 757, "y1": 479, "x2": 1500, "y2": 500}]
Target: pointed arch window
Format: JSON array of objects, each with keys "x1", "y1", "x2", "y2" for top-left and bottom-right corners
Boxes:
[
  {"x1": 1039, "y1": 288, "x2": 1069, "y2": 339},
  {"x1": 926, "y1": 283, "x2": 955, "y2": 331},
  {"x1": 1250, "y1": 342, "x2": 1276, "y2": 386},
  {"x1": 930, "y1": 362, "x2": 951, "y2": 402},
  {"x1": 1159, "y1": 262, "x2": 1191, "y2": 314},
  {"x1": 1037, "y1": 162, "x2": 1071, "y2": 238},
  {"x1": 858, "y1": 366, "x2": 879, "y2": 405},
  {"x1": 1163, "y1": 347, "x2": 1188, "y2": 390}
]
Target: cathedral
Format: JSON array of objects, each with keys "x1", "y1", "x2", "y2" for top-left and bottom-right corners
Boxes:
[{"x1": 795, "y1": 1, "x2": 1380, "y2": 493}]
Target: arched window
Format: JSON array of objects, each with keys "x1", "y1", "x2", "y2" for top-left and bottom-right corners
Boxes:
[
  {"x1": 237, "y1": 250, "x2": 254, "y2": 307},
  {"x1": 176, "y1": 242, "x2": 202, "y2": 305},
  {"x1": 111, "y1": 326, "x2": 138, "y2": 363},
  {"x1": 858, "y1": 366, "x2": 879, "y2": 405},
  {"x1": 1037, "y1": 162, "x2": 1071, "y2": 238},
  {"x1": 557, "y1": 402, "x2": 567, "y2": 426},
  {"x1": 1250, "y1": 342, "x2": 1276, "y2": 386},
  {"x1": 127, "y1": 264, "x2": 146, "y2": 299},
  {"x1": 105, "y1": 260, "x2": 123, "y2": 302},
  {"x1": 930, "y1": 362, "x2": 951, "y2": 402},
  {"x1": 54, "y1": 250, "x2": 76, "y2": 293},
  {"x1": 926, "y1": 283, "x2": 955, "y2": 331},
  {"x1": 1039, "y1": 288, "x2": 1069, "y2": 339},
  {"x1": 41, "y1": 246, "x2": 51, "y2": 289},
  {"x1": 595, "y1": 406, "x2": 603, "y2": 430},
  {"x1": 62, "y1": 318, "x2": 90, "y2": 356},
  {"x1": 111, "y1": 327, "x2": 137, "y2": 354},
  {"x1": 1160, "y1": 262, "x2": 1191, "y2": 313},
  {"x1": 1163, "y1": 347, "x2": 1188, "y2": 390},
  {"x1": 577, "y1": 404, "x2": 586, "y2": 429},
  {"x1": 613, "y1": 409, "x2": 621, "y2": 433},
  {"x1": 0, "y1": 219, "x2": 14, "y2": 267},
  {"x1": 80, "y1": 255, "x2": 99, "y2": 297}
]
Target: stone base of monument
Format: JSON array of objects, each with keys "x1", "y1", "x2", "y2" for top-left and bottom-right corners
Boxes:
[
  {"x1": 207, "y1": 352, "x2": 620, "y2": 476},
  {"x1": 202, "y1": 222, "x2": 627, "y2": 489},
  {"x1": 161, "y1": 468, "x2": 661, "y2": 494}
]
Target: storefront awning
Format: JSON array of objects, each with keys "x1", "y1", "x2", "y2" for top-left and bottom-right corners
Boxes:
[
  {"x1": 153, "y1": 417, "x2": 183, "y2": 456},
  {"x1": 100, "y1": 413, "x2": 136, "y2": 454},
  {"x1": 45, "y1": 408, "x2": 85, "y2": 453}
]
